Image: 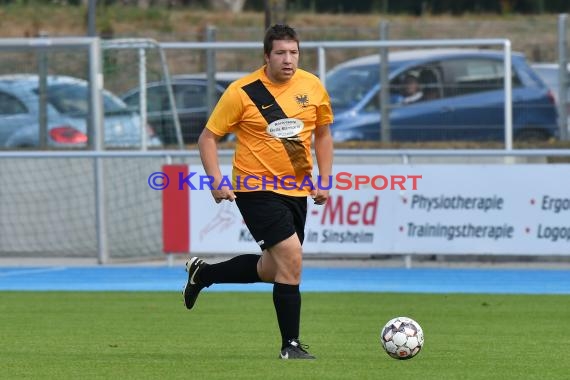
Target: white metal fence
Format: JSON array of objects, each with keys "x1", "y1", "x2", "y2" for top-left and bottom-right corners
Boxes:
[
  {"x1": 0, "y1": 36, "x2": 568, "y2": 264},
  {"x1": 0, "y1": 149, "x2": 569, "y2": 264},
  {"x1": 157, "y1": 38, "x2": 516, "y2": 149},
  {"x1": 4, "y1": 36, "x2": 564, "y2": 149}
]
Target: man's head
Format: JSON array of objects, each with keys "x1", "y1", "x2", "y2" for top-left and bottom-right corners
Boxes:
[
  {"x1": 263, "y1": 24, "x2": 299, "y2": 57},
  {"x1": 403, "y1": 74, "x2": 420, "y2": 96},
  {"x1": 263, "y1": 24, "x2": 300, "y2": 84}
]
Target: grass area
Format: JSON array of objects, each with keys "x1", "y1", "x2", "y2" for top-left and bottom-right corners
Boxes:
[
  {"x1": 0, "y1": 4, "x2": 562, "y2": 61},
  {"x1": 1, "y1": 292, "x2": 569, "y2": 379}
]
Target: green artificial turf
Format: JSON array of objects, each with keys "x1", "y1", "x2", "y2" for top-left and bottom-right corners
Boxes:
[{"x1": 0, "y1": 292, "x2": 568, "y2": 380}]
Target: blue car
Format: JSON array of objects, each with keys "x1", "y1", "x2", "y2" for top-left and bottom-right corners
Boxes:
[{"x1": 326, "y1": 49, "x2": 558, "y2": 142}]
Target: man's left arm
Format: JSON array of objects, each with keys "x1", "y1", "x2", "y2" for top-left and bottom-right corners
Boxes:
[{"x1": 312, "y1": 124, "x2": 334, "y2": 205}]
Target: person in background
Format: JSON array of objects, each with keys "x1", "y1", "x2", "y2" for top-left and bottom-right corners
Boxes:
[{"x1": 400, "y1": 73, "x2": 424, "y2": 104}]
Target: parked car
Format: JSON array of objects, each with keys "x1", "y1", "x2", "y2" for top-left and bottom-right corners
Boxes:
[
  {"x1": 121, "y1": 72, "x2": 246, "y2": 144},
  {"x1": 531, "y1": 62, "x2": 570, "y2": 127},
  {"x1": 326, "y1": 49, "x2": 559, "y2": 142},
  {"x1": 0, "y1": 74, "x2": 161, "y2": 149}
]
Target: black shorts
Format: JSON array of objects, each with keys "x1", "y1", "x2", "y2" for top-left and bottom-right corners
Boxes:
[{"x1": 235, "y1": 191, "x2": 307, "y2": 251}]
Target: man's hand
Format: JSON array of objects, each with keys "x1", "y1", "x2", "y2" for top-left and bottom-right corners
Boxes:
[
  {"x1": 211, "y1": 188, "x2": 236, "y2": 204},
  {"x1": 311, "y1": 188, "x2": 329, "y2": 205}
]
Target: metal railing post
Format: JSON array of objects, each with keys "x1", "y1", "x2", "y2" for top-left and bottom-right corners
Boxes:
[
  {"x1": 89, "y1": 38, "x2": 108, "y2": 264},
  {"x1": 37, "y1": 31, "x2": 49, "y2": 149},
  {"x1": 206, "y1": 25, "x2": 217, "y2": 119},
  {"x1": 380, "y1": 21, "x2": 391, "y2": 143},
  {"x1": 138, "y1": 47, "x2": 148, "y2": 150},
  {"x1": 503, "y1": 40, "x2": 513, "y2": 152},
  {"x1": 558, "y1": 14, "x2": 568, "y2": 141},
  {"x1": 317, "y1": 46, "x2": 326, "y2": 86}
]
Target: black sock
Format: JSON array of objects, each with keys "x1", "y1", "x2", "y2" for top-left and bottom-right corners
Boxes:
[
  {"x1": 273, "y1": 283, "x2": 301, "y2": 350},
  {"x1": 198, "y1": 254, "x2": 261, "y2": 287}
]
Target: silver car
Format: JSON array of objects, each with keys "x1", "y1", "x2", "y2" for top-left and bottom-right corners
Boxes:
[{"x1": 0, "y1": 74, "x2": 162, "y2": 148}]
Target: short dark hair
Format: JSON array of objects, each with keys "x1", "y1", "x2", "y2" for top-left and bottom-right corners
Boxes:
[{"x1": 263, "y1": 24, "x2": 299, "y2": 56}]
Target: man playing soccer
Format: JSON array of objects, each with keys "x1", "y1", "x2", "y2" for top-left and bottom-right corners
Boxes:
[{"x1": 184, "y1": 24, "x2": 334, "y2": 360}]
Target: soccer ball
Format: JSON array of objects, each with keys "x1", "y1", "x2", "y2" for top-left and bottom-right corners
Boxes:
[{"x1": 380, "y1": 316, "x2": 424, "y2": 360}]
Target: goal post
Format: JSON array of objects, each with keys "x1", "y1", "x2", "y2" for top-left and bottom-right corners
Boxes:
[
  {"x1": 100, "y1": 38, "x2": 184, "y2": 150},
  {"x1": 0, "y1": 37, "x2": 185, "y2": 264}
]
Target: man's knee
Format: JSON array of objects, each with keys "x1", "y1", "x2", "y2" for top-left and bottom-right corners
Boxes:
[
  {"x1": 257, "y1": 255, "x2": 276, "y2": 282},
  {"x1": 286, "y1": 263, "x2": 302, "y2": 282},
  {"x1": 276, "y1": 249, "x2": 303, "y2": 281}
]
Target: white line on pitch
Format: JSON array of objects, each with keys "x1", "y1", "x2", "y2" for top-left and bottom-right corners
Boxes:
[{"x1": 0, "y1": 267, "x2": 67, "y2": 277}]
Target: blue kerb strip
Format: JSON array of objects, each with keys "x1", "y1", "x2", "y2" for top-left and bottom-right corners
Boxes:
[{"x1": 1, "y1": 267, "x2": 569, "y2": 294}]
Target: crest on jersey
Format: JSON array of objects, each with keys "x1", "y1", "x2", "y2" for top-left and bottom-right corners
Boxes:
[{"x1": 295, "y1": 93, "x2": 309, "y2": 107}]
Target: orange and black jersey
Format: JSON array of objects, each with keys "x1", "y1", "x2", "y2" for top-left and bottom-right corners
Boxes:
[{"x1": 206, "y1": 66, "x2": 333, "y2": 196}]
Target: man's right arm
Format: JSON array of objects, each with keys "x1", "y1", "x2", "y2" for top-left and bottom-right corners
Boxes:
[
  {"x1": 198, "y1": 128, "x2": 236, "y2": 203},
  {"x1": 198, "y1": 128, "x2": 223, "y2": 182}
]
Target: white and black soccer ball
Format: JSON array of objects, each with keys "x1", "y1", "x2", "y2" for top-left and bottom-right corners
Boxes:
[{"x1": 380, "y1": 316, "x2": 424, "y2": 360}]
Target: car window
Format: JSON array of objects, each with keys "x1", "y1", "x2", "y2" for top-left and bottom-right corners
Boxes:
[
  {"x1": 389, "y1": 64, "x2": 444, "y2": 106},
  {"x1": 124, "y1": 84, "x2": 197, "y2": 113},
  {"x1": 534, "y1": 68, "x2": 558, "y2": 89},
  {"x1": 0, "y1": 91, "x2": 27, "y2": 115},
  {"x1": 145, "y1": 86, "x2": 169, "y2": 112},
  {"x1": 516, "y1": 62, "x2": 544, "y2": 89},
  {"x1": 362, "y1": 64, "x2": 445, "y2": 112},
  {"x1": 326, "y1": 64, "x2": 379, "y2": 109},
  {"x1": 122, "y1": 92, "x2": 139, "y2": 108},
  {"x1": 40, "y1": 84, "x2": 127, "y2": 115},
  {"x1": 442, "y1": 58, "x2": 522, "y2": 97},
  {"x1": 533, "y1": 66, "x2": 570, "y2": 101},
  {"x1": 176, "y1": 84, "x2": 208, "y2": 109}
]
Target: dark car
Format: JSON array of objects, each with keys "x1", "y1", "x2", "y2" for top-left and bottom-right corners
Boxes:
[
  {"x1": 121, "y1": 72, "x2": 245, "y2": 144},
  {"x1": 326, "y1": 49, "x2": 559, "y2": 142}
]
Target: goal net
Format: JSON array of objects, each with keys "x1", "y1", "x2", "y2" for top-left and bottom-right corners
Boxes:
[
  {"x1": 0, "y1": 155, "x2": 164, "y2": 260},
  {"x1": 0, "y1": 37, "x2": 179, "y2": 262}
]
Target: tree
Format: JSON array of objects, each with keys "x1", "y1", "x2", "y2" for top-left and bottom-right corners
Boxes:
[{"x1": 264, "y1": 0, "x2": 287, "y2": 29}]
